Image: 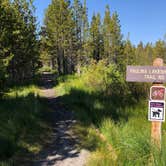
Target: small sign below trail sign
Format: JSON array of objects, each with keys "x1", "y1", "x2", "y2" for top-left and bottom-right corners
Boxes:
[
  {"x1": 150, "y1": 86, "x2": 166, "y2": 100},
  {"x1": 149, "y1": 101, "x2": 165, "y2": 122},
  {"x1": 126, "y1": 66, "x2": 166, "y2": 82}
]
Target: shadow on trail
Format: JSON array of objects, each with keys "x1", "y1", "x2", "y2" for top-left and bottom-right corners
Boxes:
[
  {"x1": 58, "y1": 88, "x2": 142, "y2": 128},
  {"x1": 33, "y1": 96, "x2": 81, "y2": 166},
  {"x1": 0, "y1": 93, "x2": 47, "y2": 165},
  {"x1": 33, "y1": 74, "x2": 89, "y2": 166}
]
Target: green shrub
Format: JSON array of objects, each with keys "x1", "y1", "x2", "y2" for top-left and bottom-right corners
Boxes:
[{"x1": 82, "y1": 60, "x2": 126, "y2": 95}]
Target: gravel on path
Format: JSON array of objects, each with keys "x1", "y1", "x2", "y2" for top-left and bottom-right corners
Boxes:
[{"x1": 32, "y1": 75, "x2": 90, "y2": 166}]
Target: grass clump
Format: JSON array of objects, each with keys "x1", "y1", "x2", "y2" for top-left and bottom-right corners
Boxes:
[{"x1": 4, "y1": 85, "x2": 39, "y2": 98}]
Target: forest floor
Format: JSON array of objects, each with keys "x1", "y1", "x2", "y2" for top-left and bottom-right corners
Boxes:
[{"x1": 32, "y1": 73, "x2": 90, "y2": 166}]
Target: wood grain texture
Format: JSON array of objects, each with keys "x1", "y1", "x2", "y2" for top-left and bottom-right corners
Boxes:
[{"x1": 151, "y1": 58, "x2": 163, "y2": 148}]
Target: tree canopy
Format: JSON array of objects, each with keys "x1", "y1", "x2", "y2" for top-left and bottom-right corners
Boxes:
[
  {"x1": 0, "y1": 0, "x2": 40, "y2": 86},
  {"x1": 41, "y1": 0, "x2": 166, "y2": 76}
]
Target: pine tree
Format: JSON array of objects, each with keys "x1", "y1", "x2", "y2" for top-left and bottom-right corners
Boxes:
[
  {"x1": 103, "y1": 5, "x2": 123, "y2": 69},
  {"x1": 103, "y1": 5, "x2": 111, "y2": 59},
  {"x1": 144, "y1": 43, "x2": 153, "y2": 65},
  {"x1": 44, "y1": 0, "x2": 75, "y2": 75},
  {"x1": 81, "y1": 0, "x2": 90, "y2": 62},
  {"x1": 90, "y1": 13, "x2": 103, "y2": 61},
  {"x1": 0, "y1": 0, "x2": 39, "y2": 85},
  {"x1": 121, "y1": 37, "x2": 136, "y2": 79},
  {"x1": 135, "y1": 41, "x2": 144, "y2": 65},
  {"x1": 110, "y1": 12, "x2": 123, "y2": 66},
  {"x1": 123, "y1": 38, "x2": 135, "y2": 66},
  {"x1": 73, "y1": 0, "x2": 82, "y2": 44},
  {"x1": 7, "y1": 0, "x2": 40, "y2": 83},
  {"x1": 0, "y1": 0, "x2": 14, "y2": 86},
  {"x1": 82, "y1": 0, "x2": 89, "y2": 44},
  {"x1": 72, "y1": 0, "x2": 83, "y2": 72},
  {"x1": 153, "y1": 40, "x2": 166, "y2": 63}
]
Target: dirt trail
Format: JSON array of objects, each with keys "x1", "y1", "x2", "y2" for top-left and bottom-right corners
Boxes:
[{"x1": 32, "y1": 74, "x2": 90, "y2": 166}]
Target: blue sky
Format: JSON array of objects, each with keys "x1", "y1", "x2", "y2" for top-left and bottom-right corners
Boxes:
[{"x1": 34, "y1": 0, "x2": 166, "y2": 46}]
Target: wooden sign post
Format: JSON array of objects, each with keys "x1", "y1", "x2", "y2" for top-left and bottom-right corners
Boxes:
[
  {"x1": 126, "y1": 58, "x2": 166, "y2": 148},
  {"x1": 151, "y1": 58, "x2": 163, "y2": 147}
]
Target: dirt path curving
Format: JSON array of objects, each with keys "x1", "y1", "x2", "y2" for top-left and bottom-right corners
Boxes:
[{"x1": 32, "y1": 74, "x2": 90, "y2": 166}]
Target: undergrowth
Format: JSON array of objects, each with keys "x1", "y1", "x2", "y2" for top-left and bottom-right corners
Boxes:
[
  {"x1": 0, "y1": 85, "x2": 52, "y2": 166},
  {"x1": 55, "y1": 61, "x2": 166, "y2": 166}
]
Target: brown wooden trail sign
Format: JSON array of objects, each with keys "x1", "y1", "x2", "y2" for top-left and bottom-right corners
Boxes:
[
  {"x1": 126, "y1": 66, "x2": 166, "y2": 82},
  {"x1": 126, "y1": 58, "x2": 165, "y2": 148}
]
